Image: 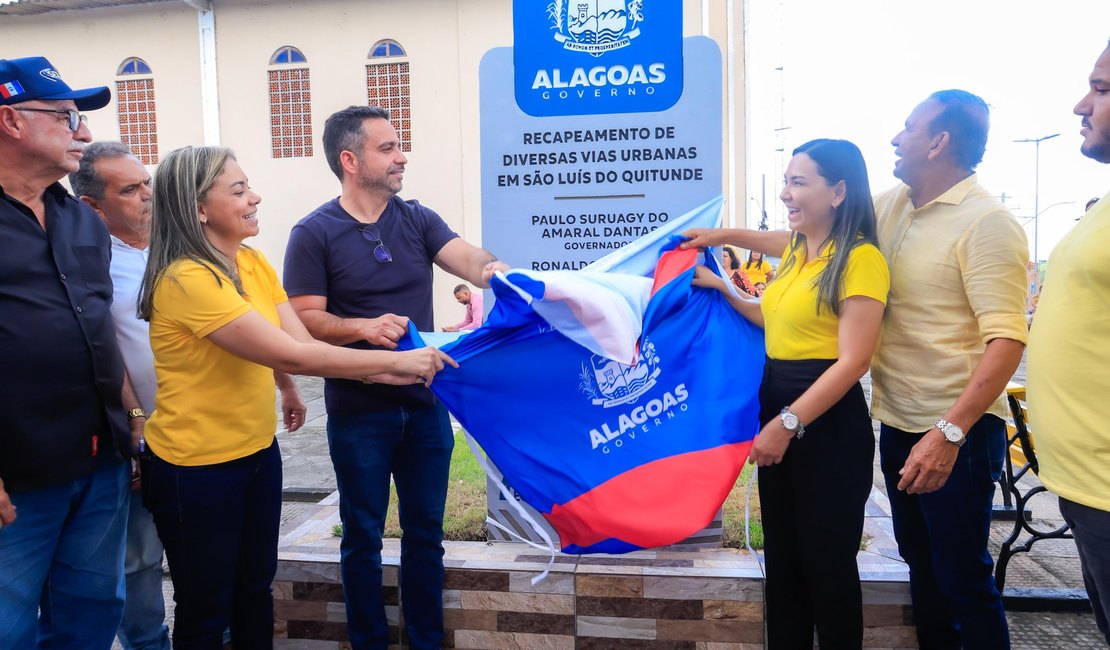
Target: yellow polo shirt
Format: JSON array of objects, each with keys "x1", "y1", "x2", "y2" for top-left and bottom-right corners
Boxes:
[
  {"x1": 146, "y1": 248, "x2": 287, "y2": 466},
  {"x1": 1028, "y1": 192, "x2": 1110, "y2": 511},
  {"x1": 870, "y1": 175, "x2": 1029, "y2": 432},
  {"x1": 744, "y1": 259, "x2": 773, "y2": 285},
  {"x1": 761, "y1": 239, "x2": 889, "y2": 360}
]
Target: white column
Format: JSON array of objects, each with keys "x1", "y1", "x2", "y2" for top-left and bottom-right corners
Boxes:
[
  {"x1": 196, "y1": 8, "x2": 220, "y2": 146},
  {"x1": 726, "y1": 0, "x2": 737, "y2": 229}
]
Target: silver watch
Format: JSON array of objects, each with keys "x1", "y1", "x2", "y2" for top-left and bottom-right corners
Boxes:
[
  {"x1": 936, "y1": 418, "x2": 966, "y2": 446},
  {"x1": 780, "y1": 407, "x2": 805, "y2": 439}
]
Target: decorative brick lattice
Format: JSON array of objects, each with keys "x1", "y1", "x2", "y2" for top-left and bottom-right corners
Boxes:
[
  {"x1": 115, "y1": 78, "x2": 158, "y2": 164},
  {"x1": 365, "y1": 62, "x2": 411, "y2": 152},
  {"x1": 268, "y1": 68, "x2": 313, "y2": 159}
]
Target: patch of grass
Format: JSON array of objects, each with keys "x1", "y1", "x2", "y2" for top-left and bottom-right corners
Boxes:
[
  {"x1": 332, "y1": 434, "x2": 775, "y2": 552},
  {"x1": 721, "y1": 464, "x2": 764, "y2": 550},
  {"x1": 332, "y1": 431, "x2": 488, "y2": 541}
]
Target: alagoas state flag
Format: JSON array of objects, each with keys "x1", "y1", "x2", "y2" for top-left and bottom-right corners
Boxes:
[{"x1": 401, "y1": 197, "x2": 764, "y2": 554}]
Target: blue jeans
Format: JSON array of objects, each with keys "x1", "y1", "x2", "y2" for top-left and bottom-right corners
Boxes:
[
  {"x1": 143, "y1": 439, "x2": 282, "y2": 649},
  {"x1": 327, "y1": 404, "x2": 453, "y2": 650},
  {"x1": 1059, "y1": 497, "x2": 1110, "y2": 644},
  {"x1": 0, "y1": 455, "x2": 129, "y2": 650},
  {"x1": 117, "y1": 481, "x2": 170, "y2": 650},
  {"x1": 880, "y1": 415, "x2": 1010, "y2": 650}
]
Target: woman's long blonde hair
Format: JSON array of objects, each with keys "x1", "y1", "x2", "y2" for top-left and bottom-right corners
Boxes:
[{"x1": 137, "y1": 146, "x2": 245, "y2": 321}]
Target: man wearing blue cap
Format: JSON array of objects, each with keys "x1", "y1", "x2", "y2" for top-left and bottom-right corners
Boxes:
[{"x1": 0, "y1": 57, "x2": 146, "y2": 649}]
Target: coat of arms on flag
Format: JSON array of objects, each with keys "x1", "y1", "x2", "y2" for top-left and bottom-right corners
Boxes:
[{"x1": 401, "y1": 197, "x2": 765, "y2": 580}]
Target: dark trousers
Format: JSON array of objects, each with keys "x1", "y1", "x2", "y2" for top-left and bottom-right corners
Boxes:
[
  {"x1": 758, "y1": 358, "x2": 875, "y2": 649},
  {"x1": 327, "y1": 404, "x2": 453, "y2": 650},
  {"x1": 1059, "y1": 497, "x2": 1110, "y2": 644},
  {"x1": 144, "y1": 439, "x2": 282, "y2": 650},
  {"x1": 880, "y1": 416, "x2": 1010, "y2": 650}
]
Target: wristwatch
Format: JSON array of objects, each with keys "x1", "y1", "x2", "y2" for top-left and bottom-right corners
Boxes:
[
  {"x1": 779, "y1": 407, "x2": 806, "y2": 440},
  {"x1": 936, "y1": 418, "x2": 966, "y2": 446},
  {"x1": 126, "y1": 408, "x2": 148, "y2": 421}
]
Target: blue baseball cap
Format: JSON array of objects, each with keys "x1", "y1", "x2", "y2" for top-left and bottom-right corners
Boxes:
[{"x1": 0, "y1": 56, "x2": 110, "y2": 110}]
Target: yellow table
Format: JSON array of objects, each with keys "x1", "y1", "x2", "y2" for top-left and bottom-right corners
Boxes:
[{"x1": 1004, "y1": 382, "x2": 1030, "y2": 465}]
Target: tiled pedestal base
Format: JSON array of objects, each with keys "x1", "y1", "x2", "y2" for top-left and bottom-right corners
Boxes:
[{"x1": 275, "y1": 491, "x2": 917, "y2": 649}]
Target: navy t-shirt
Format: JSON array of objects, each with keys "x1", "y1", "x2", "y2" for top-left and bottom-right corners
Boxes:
[{"x1": 284, "y1": 196, "x2": 458, "y2": 414}]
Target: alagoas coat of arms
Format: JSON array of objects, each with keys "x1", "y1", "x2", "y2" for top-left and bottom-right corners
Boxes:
[{"x1": 546, "y1": 0, "x2": 645, "y2": 56}]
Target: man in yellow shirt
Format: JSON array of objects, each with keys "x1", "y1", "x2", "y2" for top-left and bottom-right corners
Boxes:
[
  {"x1": 871, "y1": 90, "x2": 1027, "y2": 650},
  {"x1": 684, "y1": 90, "x2": 1028, "y2": 649},
  {"x1": 1028, "y1": 40, "x2": 1110, "y2": 645}
]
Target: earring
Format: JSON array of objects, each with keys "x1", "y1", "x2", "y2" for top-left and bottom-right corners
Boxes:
[{"x1": 200, "y1": 218, "x2": 208, "y2": 224}]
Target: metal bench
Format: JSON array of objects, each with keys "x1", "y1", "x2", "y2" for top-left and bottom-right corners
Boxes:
[{"x1": 993, "y1": 385, "x2": 1088, "y2": 610}]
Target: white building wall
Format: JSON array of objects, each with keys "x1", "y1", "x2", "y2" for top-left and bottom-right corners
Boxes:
[
  {"x1": 0, "y1": 2, "x2": 205, "y2": 157},
  {"x1": 1, "y1": 0, "x2": 744, "y2": 328}
]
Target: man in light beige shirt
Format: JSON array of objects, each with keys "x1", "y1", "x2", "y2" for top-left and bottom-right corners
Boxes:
[
  {"x1": 684, "y1": 90, "x2": 1028, "y2": 649},
  {"x1": 871, "y1": 91, "x2": 1027, "y2": 650}
]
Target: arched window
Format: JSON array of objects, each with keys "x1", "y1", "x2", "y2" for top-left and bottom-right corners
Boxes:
[
  {"x1": 115, "y1": 57, "x2": 158, "y2": 164},
  {"x1": 117, "y1": 58, "x2": 153, "y2": 75},
  {"x1": 267, "y1": 46, "x2": 313, "y2": 159},
  {"x1": 370, "y1": 39, "x2": 406, "y2": 58},
  {"x1": 270, "y1": 46, "x2": 307, "y2": 65},
  {"x1": 366, "y1": 40, "x2": 411, "y2": 151}
]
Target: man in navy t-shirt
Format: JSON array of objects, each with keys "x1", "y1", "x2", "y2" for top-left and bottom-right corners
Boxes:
[{"x1": 284, "y1": 106, "x2": 506, "y2": 650}]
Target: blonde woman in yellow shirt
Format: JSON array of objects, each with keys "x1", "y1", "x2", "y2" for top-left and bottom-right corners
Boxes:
[
  {"x1": 694, "y1": 139, "x2": 889, "y2": 649},
  {"x1": 135, "y1": 146, "x2": 454, "y2": 648}
]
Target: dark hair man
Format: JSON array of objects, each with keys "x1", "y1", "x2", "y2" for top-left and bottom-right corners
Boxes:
[
  {"x1": 442, "y1": 284, "x2": 484, "y2": 332},
  {"x1": 283, "y1": 105, "x2": 507, "y2": 649},
  {"x1": 1028, "y1": 39, "x2": 1110, "y2": 645}
]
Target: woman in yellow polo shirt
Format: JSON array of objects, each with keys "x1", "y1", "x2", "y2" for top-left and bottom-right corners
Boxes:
[
  {"x1": 743, "y1": 249, "x2": 775, "y2": 285},
  {"x1": 695, "y1": 139, "x2": 889, "y2": 649},
  {"x1": 135, "y1": 146, "x2": 453, "y2": 648}
]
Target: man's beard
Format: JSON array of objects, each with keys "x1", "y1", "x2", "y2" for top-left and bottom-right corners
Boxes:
[
  {"x1": 358, "y1": 170, "x2": 400, "y2": 196},
  {"x1": 1082, "y1": 125, "x2": 1110, "y2": 164},
  {"x1": 356, "y1": 158, "x2": 403, "y2": 196}
]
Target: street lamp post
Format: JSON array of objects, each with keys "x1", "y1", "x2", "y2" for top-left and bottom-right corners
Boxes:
[
  {"x1": 757, "y1": 174, "x2": 769, "y2": 231},
  {"x1": 1014, "y1": 133, "x2": 1060, "y2": 263},
  {"x1": 772, "y1": 126, "x2": 791, "y2": 229}
]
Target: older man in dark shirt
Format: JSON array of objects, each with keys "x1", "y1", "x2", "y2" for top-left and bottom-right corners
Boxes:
[{"x1": 0, "y1": 56, "x2": 144, "y2": 649}]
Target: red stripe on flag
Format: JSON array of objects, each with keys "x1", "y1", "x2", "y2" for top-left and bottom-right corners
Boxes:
[
  {"x1": 545, "y1": 440, "x2": 753, "y2": 550},
  {"x1": 650, "y1": 247, "x2": 699, "y2": 297}
]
